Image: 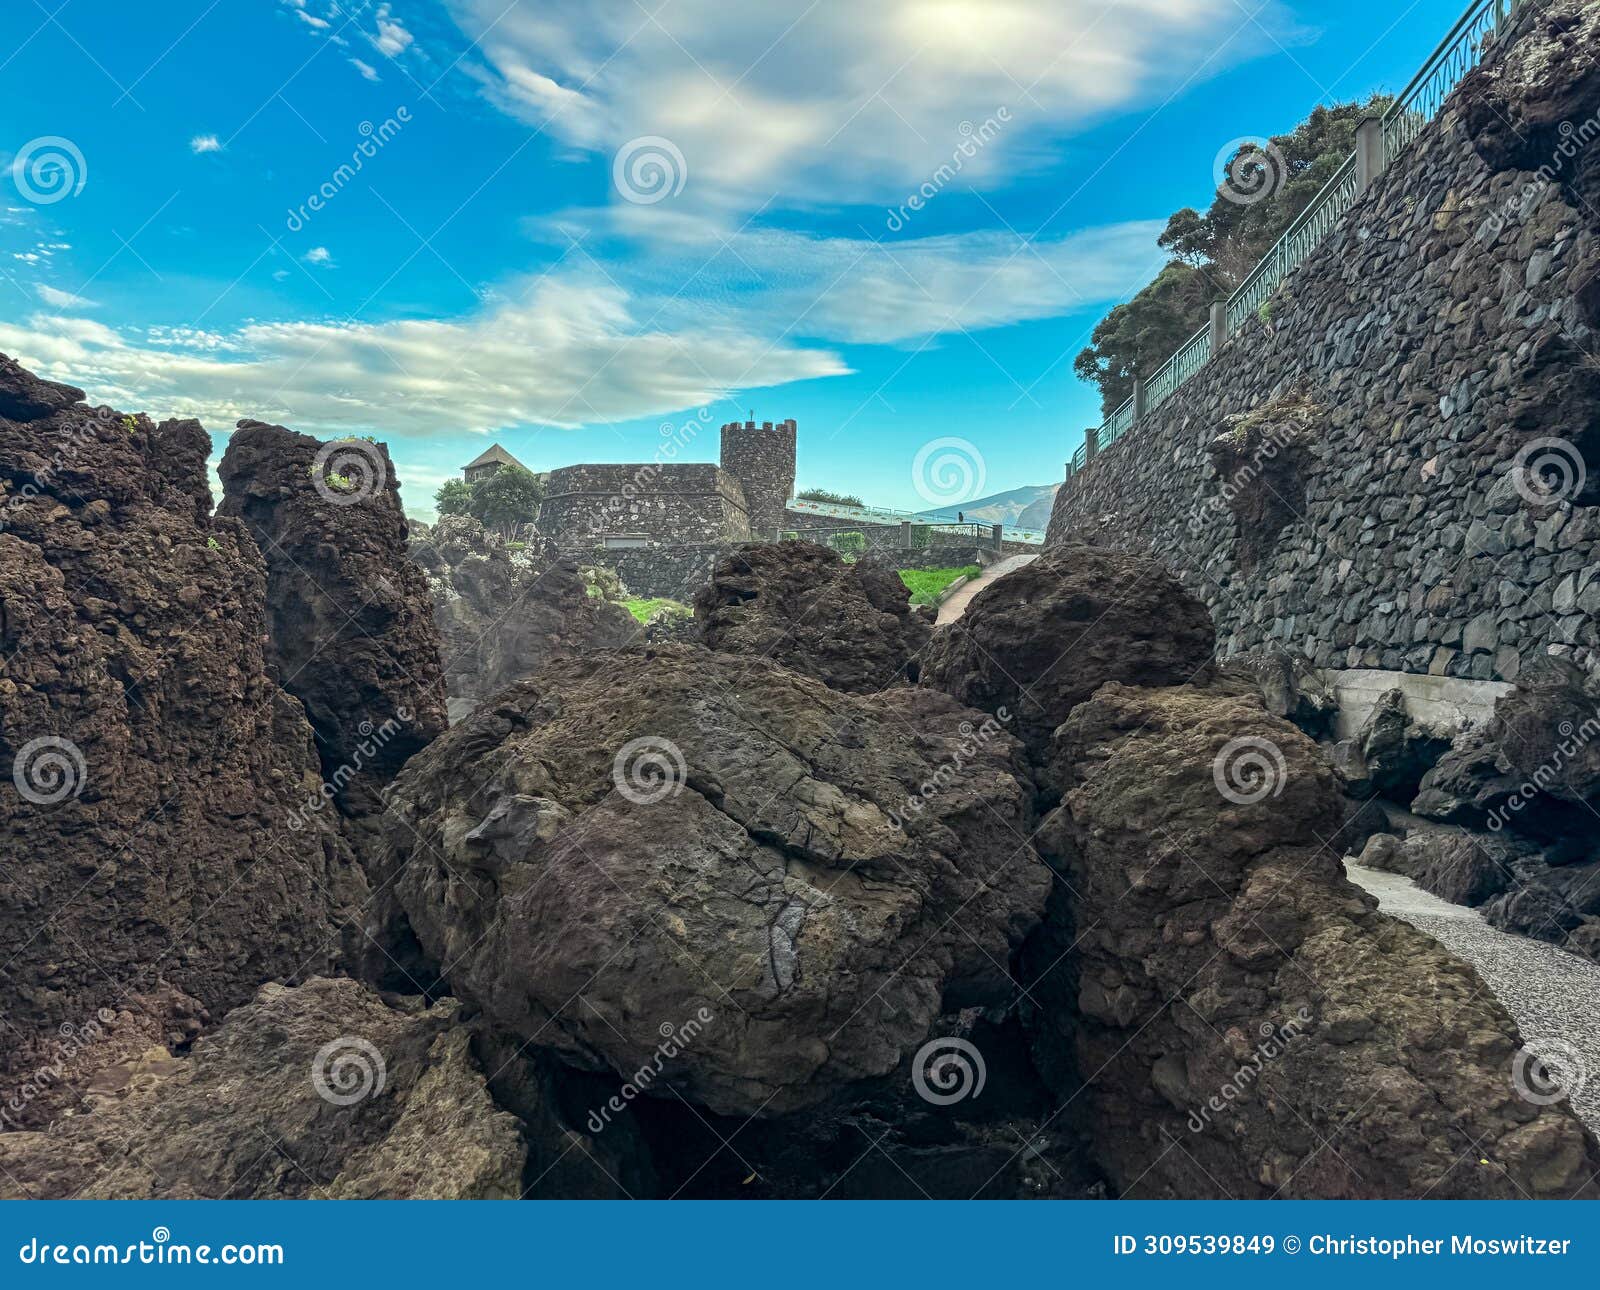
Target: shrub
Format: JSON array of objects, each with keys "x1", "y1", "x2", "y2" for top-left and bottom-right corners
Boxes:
[{"x1": 796, "y1": 488, "x2": 865, "y2": 508}]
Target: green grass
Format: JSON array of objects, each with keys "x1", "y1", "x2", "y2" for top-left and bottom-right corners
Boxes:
[
  {"x1": 622, "y1": 597, "x2": 691, "y2": 624},
  {"x1": 898, "y1": 565, "x2": 980, "y2": 606}
]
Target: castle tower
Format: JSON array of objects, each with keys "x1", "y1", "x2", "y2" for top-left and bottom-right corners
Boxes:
[{"x1": 720, "y1": 418, "x2": 797, "y2": 537}]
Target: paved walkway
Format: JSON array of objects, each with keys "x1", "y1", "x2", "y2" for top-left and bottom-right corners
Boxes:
[
  {"x1": 1346, "y1": 862, "x2": 1600, "y2": 1135},
  {"x1": 935, "y1": 553, "x2": 1037, "y2": 626}
]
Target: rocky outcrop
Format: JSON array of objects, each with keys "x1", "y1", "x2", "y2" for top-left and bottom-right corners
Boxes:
[
  {"x1": 1356, "y1": 687, "x2": 1454, "y2": 801},
  {"x1": 694, "y1": 542, "x2": 932, "y2": 694},
  {"x1": 381, "y1": 646, "x2": 1049, "y2": 1118},
  {"x1": 1031, "y1": 682, "x2": 1599, "y2": 1198},
  {"x1": 0, "y1": 978, "x2": 525, "y2": 1198},
  {"x1": 1492, "y1": 656, "x2": 1600, "y2": 806},
  {"x1": 1460, "y1": 0, "x2": 1600, "y2": 236},
  {"x1": 409, "y1": 516, "x2": 638, "y2": 721},
  {"x1": 1213, "y1": 644, "x2": 1337, "y2": 739},
  {"x1": 219, "y1": 422, "x2": 446, "y2": 828},
  {"x1": 0, "y1": 356, "x2": 366, "y2": 1107},
  {"x1": 920, "y1": 544, "x2": 1215, "y2": 754}
]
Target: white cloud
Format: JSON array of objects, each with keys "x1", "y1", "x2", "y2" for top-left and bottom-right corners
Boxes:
[
  {"x1": 350, "y1": 57, "x2": 381, "y2": 81},
  {"x1": 190, "y1": 134, "x2": 224, "y2": 155},
  {"x1": 303, "y1": 246, "x2": 334, "y2": 265},
  {"x1": 0, "y1": 276, "x2": 847, "y2": 438},
  {"x1": 273, "y1": 268, "x2": 291, "y2": 281},
  {"x1": 36, "y1": 284, "x2": 97, "y2": 310},
  {"x1": 372, "y1": 5, "x2": 414, "y2": 57},
  {"x1": 445, "y1": 0, "x2": 1283, "y2": 215}
]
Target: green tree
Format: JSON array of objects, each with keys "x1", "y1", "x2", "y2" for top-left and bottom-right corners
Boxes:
[
  {"x1": 434, "y1": 478, "x2": 474, "y2": 518},
  {"x1": 1075, "y1": 97, "x2": 1387, "y2": 415},
  {"x1": 467, "y1": 465, "x2": 545, "y2": 540}
]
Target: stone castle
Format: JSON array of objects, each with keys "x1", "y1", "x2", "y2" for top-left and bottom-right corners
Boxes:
[{"x1": 533, "y1": 418, "x2": 797, "y2": 553}]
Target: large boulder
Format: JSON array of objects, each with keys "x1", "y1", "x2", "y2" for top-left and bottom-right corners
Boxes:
[
  {"x1": 1029, "y1": 682, "x2": 1599, "y2": 1198},
  {"x1": 694, "y1": 542, "x2": 932, "y2": 694},
  {"x1": 381, "y1": 645, "x2": 1050, "y2": 1118},
  {"x1": 1357, "y1": 687, "x2": 1452, "y2": 802},
  {"x1": 920, "y1": 544, "x2": 1215, "y2": 753},
  {"x1": 1411, "y1": 726, "x2": 1521, "y2": 825},
  {"x1": 410, "y1": 516, "x2": 638, "y2": 721},
  {"x1": 1491, "y1": 656, "x2": 1600, "y2": 807},
  {"x1": 1212, "y1": 644, "x2": 1336, "y2": 739},
  {"x1": 0, "y1": 978, "x2": 525, "y2": 1199},
  {"x1": 219, "y1": 422, "x2": 447, "y2": 829},
  {"x1": 0, "y1": 356, "x2": 367, "y2": 1108}
]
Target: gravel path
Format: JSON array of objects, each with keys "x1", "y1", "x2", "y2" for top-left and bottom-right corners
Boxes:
[
  {"x1": 935, "y1": 553, "x2": 1037, "y2": 626},
  {"x1": 1346, "y1": 862, "x2": 1600, "y2": 1135}
]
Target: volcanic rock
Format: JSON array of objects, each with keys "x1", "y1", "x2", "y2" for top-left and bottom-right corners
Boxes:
[
  {"x1": 1357, "y1": 687, "x2": 1452, "y2": 802},
  {"x1": 410, "y1": 516, "x2": 639, "y2": 721},
  {"x1": 0, "y1": 357, "x2": 366, "y2": 1101},
  {"x1": 920, "y1": 544, "x2": 1215, "y2": 753},
  {"x1": 1212, "y1": 644, "x2": 1337, "y2": 739},
  {"x1": 1030, "y1": 681, "x2": 1599, "y2": 1198},
  {"x1": 694, "y1": 542, "x2": 932, "y2": 694},
  {"x1": 0, "y1": 977, "x2": 525, "y2": 1199},
  {"x1": 219, "y1": 421, "x2": 447, "y2": 827},
  {"x1": 1492, "y1": 656, "x2": 1600, "y2": 806},
  {"x1": 0, "y1": 351, "x2": 83, "y2": 422},
  {"x1": 381, "y1": 645, "x2": 1050, "y2": 1118}
]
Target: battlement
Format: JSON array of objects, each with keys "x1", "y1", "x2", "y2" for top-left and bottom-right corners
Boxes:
[{"x1": 719, "y1": 418, "x2": 798, "y2": 536}]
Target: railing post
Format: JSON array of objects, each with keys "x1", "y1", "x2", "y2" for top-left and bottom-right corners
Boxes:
[
  {"x1": 990, "y1": 523, "x2": 1003, "y2": 552},
  {"x1": 1355, "y1": 115, "x2": 1386, "y2": 194},
  {"x1": 1132, "y1": 378, "x2": 1148, "y2": 425},
  {"x1": 1064, "y1": 460, "x2": 1074, "y2": 481},
  {"x1": 1083, "y1": 427, "x2": 1099, "y2": 463},
  {"x1": 1209, "y1": 301, "x2": 1228, "y2": 356},
  {"x1": 898, "y1": 520, "x2": 911, "y2": 549}
]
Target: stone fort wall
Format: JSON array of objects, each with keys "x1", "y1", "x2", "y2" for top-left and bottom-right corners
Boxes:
[
  {"x1": 540, "y1": 462, "x2": 750, "y2": 554},
  {"x1": 1047, "y1": 1, "x2": 1600, "y2": 685}
]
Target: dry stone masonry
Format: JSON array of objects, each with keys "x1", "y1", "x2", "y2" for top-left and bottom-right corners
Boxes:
[{"x1": 1048, "y1": 0, "x2": 1600, "y2": 686}]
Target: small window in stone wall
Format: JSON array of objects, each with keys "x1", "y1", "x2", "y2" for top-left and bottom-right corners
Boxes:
[
  {"x1": 1205, "y1": 393, "x2": 1319, "y2": 574},
  {"x1": 601, "y1": 534, "x2": 650, "y2": 549}
]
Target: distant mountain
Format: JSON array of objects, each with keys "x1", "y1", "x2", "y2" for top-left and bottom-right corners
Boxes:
[{"x1": 916, "y1": 483, "x2": 1059, "y2": 530}]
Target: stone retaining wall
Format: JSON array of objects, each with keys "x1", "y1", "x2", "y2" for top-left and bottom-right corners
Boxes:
[{"x1": 1047, "y1": 1, "x2": 1599, "y2": 684}]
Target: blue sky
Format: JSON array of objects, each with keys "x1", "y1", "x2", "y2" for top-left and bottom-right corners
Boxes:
[{"x1": 1, "y1": 0, "x2": 1466, "y2": 519}]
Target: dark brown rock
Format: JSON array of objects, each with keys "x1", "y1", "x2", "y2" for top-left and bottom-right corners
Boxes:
[
  {"x1": 0, "y1": 978, "x2": 525, "y2": 1199},
  {"x1": 218, "y1": 421, "x2": 447, "y2": 828},
  {"x1": 1492, "y1": 655, "x2": 1600, "y2": 806},
  {"x1": 382, "y1": 645, "x2": 1049, "y2": 1118},
  {"x1": 0, "y1": 352, "x2": 84, "y2": 422},
  {"x1": 1031, "y1": 682, "x2": 1599, "y2": 1198},
  {"x1": 920, "y1": 544, "x2": 1215, "y2": 754},
  {"x1": 0, "y1": 360, "x2": 367, "y2": 1105},
  {"x1": 694, "y1": 542, "x2": 932, "y2": 694}
]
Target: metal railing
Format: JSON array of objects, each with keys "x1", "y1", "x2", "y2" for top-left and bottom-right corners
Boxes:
[
  {"x1": 1071, "y1": 0, "x2": 1518, "y2": 479},
  {"x1": 773, "y1": 521, "x2": 1000, "y2": 553}
]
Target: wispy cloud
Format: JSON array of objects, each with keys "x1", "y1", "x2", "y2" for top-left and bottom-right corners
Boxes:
[
  {"x1": 36, "y1": 284, "x2": 98, "y2": 310},
  {"x1": 303, "y1": 245, "x2": 333, "y2": 266},
  {"x1": 445, "y1": 0, "x2": 1284, "y2": 216},
  {"x1": 0, "y1": 276, "x2": 848, "y2": 438},
  {"x1": 350, "y1": 58, "x2": 381, "y2": 82},
  {"x1": 189, "y1": 134, "x2": 224, "y2": 155}
]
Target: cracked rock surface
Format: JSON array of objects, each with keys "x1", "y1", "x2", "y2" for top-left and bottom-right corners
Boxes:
[
  {"x1": 0, "y1": 977, "x2": 525, "y2": 1199},
  {"x1": 695, "y1": 542, "x2": 932, "y2": 694},
  {"x1": 921, "y1": 543, "x2": 1215, "y2": 755},
  {"x1": 0, "y1": 355, "x2": 367, "y2": 1105},
  {"x1": 381, "y1": 645, "x2": 1049, "y2": 1117},
  {"x1": 1031, "y1": 681, "x2": 1600, "y2": 1199}
]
